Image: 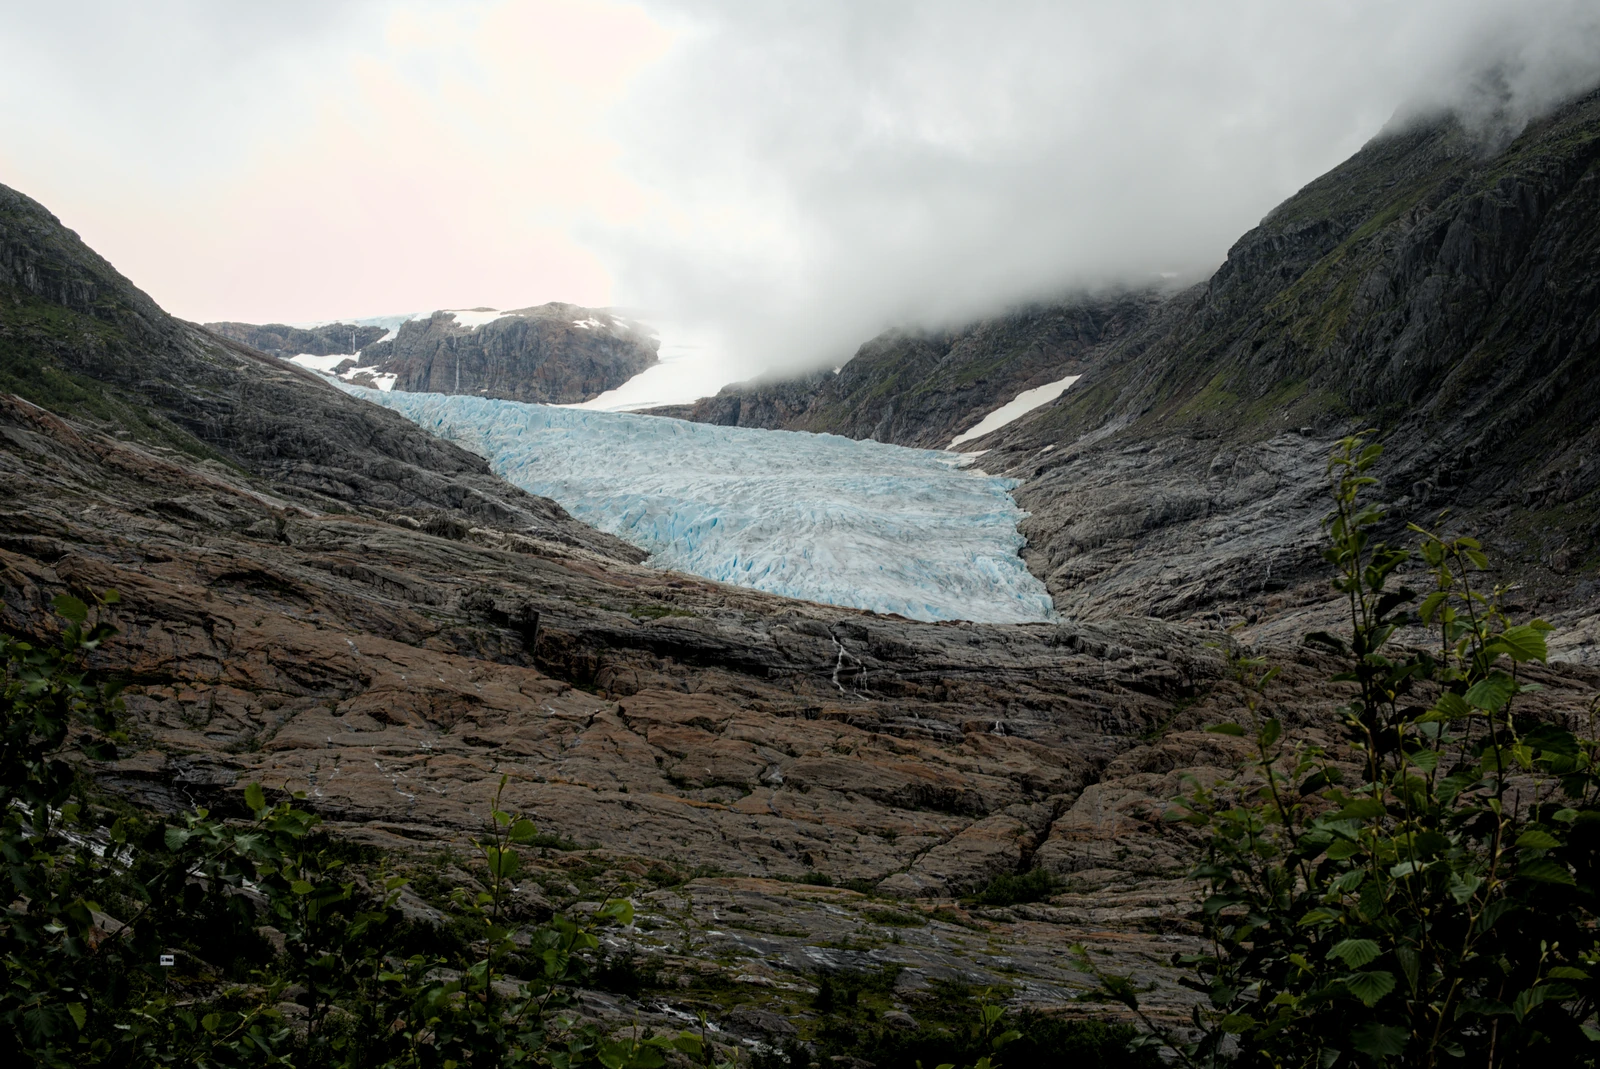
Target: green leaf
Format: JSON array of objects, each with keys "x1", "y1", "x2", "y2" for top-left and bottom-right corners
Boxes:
[
  {"x1": 1464, "y1": 672, "x2": 1517, "y2": 712},
  {"x1": 509, "y1": 818, "x2": 538, "y2": 843},
  {"x1": 1448, "y1": 872, "x2": 1484, "y2": 904},
  {"x1": 53, "y1": 594, "x2": 88, "y2": 623},
  {"x1": 1219, "y1": 1013, "x2": 1257, "y2": 1034},
  {"x1": 598, "y1": 898, "x2": 635, "y2": 926},
  {"x1": 1260, "y1": 719, "x2": 1282, "y2": 747},
  {"x1": 1345, "y1": 970, "x2": 1396, "y2": 1007},
  {"x1": 67, "y1": 1003, "x2": 86, "y2": 1031},
  {"x1": 1350, "y1": 1022, "x2": 1407, "y2": 1057},
  {"x1": 1493, "y1": 623, "x2": 1552, "y2": 664},
  {"x1": 1395, "y1": 946, "x2": 1421, "y2": 994},
  {"x1": 164, "y1": 827, "x2": 191, "y2": 851},
  {"x1": 1516, "y1": 829, "x2": 1561, "y2": 850},
  {"x1": 291, "y1": 880, "x2": 314, "y2": 895},
  {"x1": 1548, "y1": 966, "x2": 1590, "y2": 980},
  {"x1": 244, "y1": 783, "x2": 266, "y2": 813},
  {"x1": 1326, "y1": 838, "x2": 1362, "y2": 861},
  {"x1": 1513, "y1": 986, "x2": 1556, "y2": 1021},
  {"x1": 1406, "y1": 748, "x2": 1439, "y2": 772},
  {"x1": 486, "y1": 846, "x2": 520, "y2": 879},
  {"x1": 202, "y1": 1013, "x2": 221, "y2": 1033},
  {"x1": 1206, "y1": 723, "x2": 1245, "y2": 736},
  {"x1": 1519, "y1": 858, "x2": 1575, "y2": 885},
  {"x1": 1333, "y1": 798, "x2": 1386, "y2": 821},
  {"x1": 1328, "y1": 938, "x2": 1382, "y2": 967}
]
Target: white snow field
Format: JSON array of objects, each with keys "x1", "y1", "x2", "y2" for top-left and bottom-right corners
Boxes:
[
  {"x1": 948, "y1": 373, "x2": 1081, "y2": 449},
  {"x1": 347, "y1": 388, "x2": 1056, "y2": 624},
  {"x1": 566, "y1": 319, "x2": 739, "y2": 412}
]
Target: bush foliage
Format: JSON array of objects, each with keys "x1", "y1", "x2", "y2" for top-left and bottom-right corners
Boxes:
[
  {"x1": 0, "y1": 592, "x2": 715, "y2": 1068},
  {"x1": 1090, "y1": 437, "x2": 1600, "y2": 1067}
]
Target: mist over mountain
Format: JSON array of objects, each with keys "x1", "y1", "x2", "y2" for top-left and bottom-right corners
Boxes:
[
  {"x1": 602, "y1": 0, "x2": 1600, "y2": 381},
  {"x1": 5, "y1": 2, "x2": 1599, "y2": 393}
]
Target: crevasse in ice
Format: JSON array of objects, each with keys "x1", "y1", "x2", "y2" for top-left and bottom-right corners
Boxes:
[{"x1": 346, "y1": 388, "x2": 1057, "y2": 624}]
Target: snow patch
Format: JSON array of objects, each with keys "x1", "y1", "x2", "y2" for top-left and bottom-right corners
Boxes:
[
  {"x1": 948, "y1": 374, "x2": 1082, "y2": 449},
  {"x1": 345, "y1": 388, "x2": 1057, "y2": 625},
  {"x1": 565, "y1": 321, "x2": 737, "y2": 412},
  {"x1": 444, "y1": 308, "x2": 518, "y2": 330},
  {"x1": 286, "y1": 354, "x2": 395, "y2": 391},
  {"x1": 289, "y1": 353, "x2": 352, "y2": 374}
]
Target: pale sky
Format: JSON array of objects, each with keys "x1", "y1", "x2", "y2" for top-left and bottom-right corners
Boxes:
[{"x1": 3, "y1": 0, "x2": 1598, "y2": 392}]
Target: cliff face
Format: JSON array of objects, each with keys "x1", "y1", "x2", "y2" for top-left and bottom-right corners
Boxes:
[
  {"x1": 351, "y1": 304, "x2": 658, "y2": 404},
  {"x1": 0, "y1": 182, "x2": 638, "y2": 557},
  {"x1": 656, "y1": 91, "x2": 1600, "y2": 635},
  {"x1": 206, "y1": 321, "x2": 390, "y2": 357},
  {"x1": 972, "y1": 90, "x2": 1600, "y2": 627},
  {"x1": 661, "y1": 292, "x2": 1161, "y2": 448}
]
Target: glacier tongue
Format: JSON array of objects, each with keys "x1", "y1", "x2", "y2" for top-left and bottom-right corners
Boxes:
[{"x1": 347, "y1": 388, "x2": 1057, "y2": 624}]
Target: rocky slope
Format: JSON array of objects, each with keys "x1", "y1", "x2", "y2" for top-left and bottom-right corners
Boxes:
[
  {"x1": 209, "y1": 304, "x2": 659, "y2": 405},
  {"x1": 206, "y1": 320, "x2": 391, "y2": 357},
  {"x1": 8, "y1": 88, "x2": 1600, "y2": 1042},
  {"x1": 0, "y1": 177, "x2": 1314, "y2": 1031},
  {"x1": 660, "y1": 90, "x2": 1600, "y2": 639},
  {"x1": 653, "y1": 293, "x2": 1160, "y2": 449},
  {"x1": 352, "y1": 304, "x2": 658, "y2": 404},
  {"x1": 978, "y1": 89, "x2": 1600, "y2": 631}
]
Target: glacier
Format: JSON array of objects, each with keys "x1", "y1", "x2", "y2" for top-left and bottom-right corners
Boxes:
[{"x1": 345, "y1": 388, "x2": 1057, "y2": 624}]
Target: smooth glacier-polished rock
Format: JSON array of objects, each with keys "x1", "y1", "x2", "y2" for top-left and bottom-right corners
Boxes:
[{"x1": 348, "y1": 388, "x2": 1057, "y2": 624}]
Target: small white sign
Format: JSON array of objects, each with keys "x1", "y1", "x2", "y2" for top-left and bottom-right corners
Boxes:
[{"x1": 159, "y1": 954, "x2": 175, "y2": 967}]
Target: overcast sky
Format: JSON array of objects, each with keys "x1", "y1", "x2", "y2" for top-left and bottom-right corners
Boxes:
[{"x1": 3, "y1": 0, "x2": 1598, "y2": 390}]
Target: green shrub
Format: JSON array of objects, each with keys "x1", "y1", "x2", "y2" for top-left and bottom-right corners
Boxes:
[
  {"x1": 0, "y1": 594, "x2": 716, "y2": 1068},
  {"x1": 968, "y1": 868, "x2": 1058, "y2": 907},
  {"x1": 1089, "y1": 436, "x2": 1600, "y2": 1067}
]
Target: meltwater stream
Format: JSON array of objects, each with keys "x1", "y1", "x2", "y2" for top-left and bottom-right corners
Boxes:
[{"x1": 347, "y1": 388, "x2": 1056, "y2": 624}]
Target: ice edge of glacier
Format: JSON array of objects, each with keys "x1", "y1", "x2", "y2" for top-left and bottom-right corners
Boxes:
[{"x1": 343, "y1": 386, "x2": 1058, "y2": 625}]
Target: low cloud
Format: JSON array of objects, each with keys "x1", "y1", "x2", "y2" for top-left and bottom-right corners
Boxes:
[
  {"x1": 600, "y1": 0, "x2": 1600, "y2": 378},
  {"x1": 3, "y1": 1, "x2": 1597, "y2": 392}
]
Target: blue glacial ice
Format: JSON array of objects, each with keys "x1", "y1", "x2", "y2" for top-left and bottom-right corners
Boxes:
[{"x1": 346, "y1": 388, "x2": 1057, "y2": 624}]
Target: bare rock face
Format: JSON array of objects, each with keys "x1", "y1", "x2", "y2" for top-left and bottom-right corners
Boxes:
[
  {"x1": 353, "y1": 305, "x2": 658, "y2": 404},
  {"x1": 652, "y1": 293, "x2": 1161, "y2": 449},
  {"x1": 206, "y1": 321, "x2": 390, "y2": 357}
]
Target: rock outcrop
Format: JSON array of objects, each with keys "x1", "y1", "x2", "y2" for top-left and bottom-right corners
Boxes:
[
  {"x1": 206, "y1": 321, "x2": 391, "y2": 357},
  {"x1": 348, "y1": 304, "x2": 658, "y2": 404},
  {"x1": 654, "y1": 90, "x2": 1600, "y2": 634},
  {"x1": 653, "y1": 292, "x2": 1161, "y2": 449}
]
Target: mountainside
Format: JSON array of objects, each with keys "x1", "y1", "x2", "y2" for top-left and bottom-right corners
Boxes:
[
  {"x1": 654, "y1": 292, "x2": 1161, "y2": 448},
  {"x1": 209, "y1": 304, "x2": 659, "y2": 405},
  {"x1": 659, "y1": 90, "x2": 1600, "y2": 640},
  {"x1": 0, "y1": 183, "x2": 639, "y2": 557},
  {"x1": 355, "y1": 304, "x2": 657, "y2": 403},
  {"x1": 207, "y1": 319, "x2": 391, "y2": 356},
  {"x1": 8, "y1": 87, "x2": 1600, "y2": 1042},
  {"x1": 974, "y1": 89, "x2": 1600, "y2": 629},
  {"x1": 1, "y1": 176, "x2": 1324, "y2": 1032}
]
